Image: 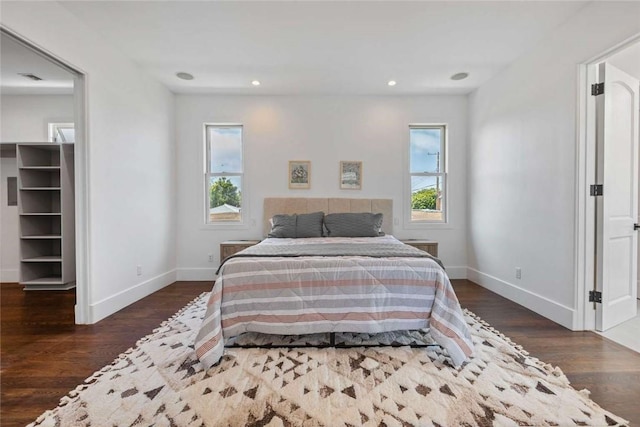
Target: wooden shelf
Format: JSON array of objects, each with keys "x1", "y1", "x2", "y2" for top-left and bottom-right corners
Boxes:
[
  {"x1": 21, "y1": 277, "x2": 64, "y2": 285},
  {"x1": 19, "y1": 166, "x2": 60, "y2": 170},
  {"x1": 18, "y1": 145, "x2": 61, "y2": 167},
  {"x1": 17, "y1": 144, "x2": 75, "y2": 291},
  {"x1": 20, "y1": 212, "x2": 61, "y2": 216},
  {"x1": 22, "y1": 256, "x2": 63, "y2": 262},
  {"x1": 23, "y1": 282, "x2": 75, "y2": 291}
]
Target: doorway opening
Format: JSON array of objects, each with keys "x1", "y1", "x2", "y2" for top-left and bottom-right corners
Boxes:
[
  {"x1": 0, "y1": 27, "x2": 90, "y2": 323},
  {"x1": 576, "y1": 34, "x2": 639, "y2": 349}
]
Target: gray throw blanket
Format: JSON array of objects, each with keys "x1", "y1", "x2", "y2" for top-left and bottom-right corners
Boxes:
[{"x1": 217, "y1": 242, "x2": 444, "y2": 274}]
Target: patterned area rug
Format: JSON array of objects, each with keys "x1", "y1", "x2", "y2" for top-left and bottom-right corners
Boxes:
[{"x1": 30, "y1": 293, "x2": 627, "y2": 427}]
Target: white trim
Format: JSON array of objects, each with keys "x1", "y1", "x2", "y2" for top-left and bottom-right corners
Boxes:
[
  {"x1": 574, "y1": 63, "x2": 592, "y2": 331},
  {"x1": 576, "y1": 33, "x2": 640, "y2": 333},
  {"x1": 203, "y1": 123, "x2": 247, "y2": 228},
  {"x1": 467, "y1": 267, "x2": 575, "y2": 329},
  {"x1": 405, "y1": 124, "x2": 448, "y2": 228},
  {"x1": 584, "y1": 33, "x2": 640, "y2": 65},
  {"x1": 402, "y1": 223, "x2": 455, "y2": 231},
  {"x1": 48, "y1": 122, "x2": 75, "y2": 143},
  {"x1": 0, "y1": 269, "x2": 19, "y2": 283},
  {"x1": 88, "y1": 269, "x2": 177, "y2": 323},
  {"x1": 575, "y1": 62, "x2": 599, "y2": 331},
  {"x1": 74, "y1": 72, "x2": 91, "y2": 324},
  {"x1": 176, "y1": 268, "x2": 217, "y2": 281}
]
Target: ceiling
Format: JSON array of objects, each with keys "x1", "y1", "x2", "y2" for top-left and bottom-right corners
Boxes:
[
  {"x1": 0, "y1": 33, "x2": 75, "y2": 95},
  {"x1": 53, "y1": 1, "x2": 588, "y2": 95}
]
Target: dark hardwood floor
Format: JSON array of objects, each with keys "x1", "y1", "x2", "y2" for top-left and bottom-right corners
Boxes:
[
  {"x1": 0, "y1": 281, "x2": 213, "y2": 427},
  {"x1": 2, "y1": 280, "x2": 639, "y2": 426}
]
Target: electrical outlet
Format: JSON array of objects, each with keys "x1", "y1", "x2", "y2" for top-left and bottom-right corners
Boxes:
[
  {"x1": 394, "y1": 217, "x2": 399, "y2": 226},
  {"x1": 208, "y1": 253, "x2": 214, "y2": 263},
  {"x1": 137, "y1": 265, "x2": 142, "y2": 276},
  {"x1": 515, "y1": 267, "x2": 521, "y2": 279}
]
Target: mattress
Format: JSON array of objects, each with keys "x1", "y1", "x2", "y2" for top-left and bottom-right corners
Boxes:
[{"x1": 195, "y1": 236, "x2": 473, "y2": 367}]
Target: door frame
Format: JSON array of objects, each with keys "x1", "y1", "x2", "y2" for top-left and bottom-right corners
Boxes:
[
  {"x1": 0, "y1": 26, "x2": 92, "y2": 324},
  {"x1": 575, "y1": 33, "x2": 640, "y2": 331}
]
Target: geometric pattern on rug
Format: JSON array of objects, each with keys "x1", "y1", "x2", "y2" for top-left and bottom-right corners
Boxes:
[{"x1": 29, "y1": 293, "x2": 628, "y2": 427}]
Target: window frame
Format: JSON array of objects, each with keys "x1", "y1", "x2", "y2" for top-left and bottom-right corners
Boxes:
[
  {"x1": 406, "y1": 124, "x2": 448, "y2": 227},
  {"x1": 48, "y1": 122, "x2": 75, "y2": 143},
  {"x1": 203, "y1": 123, "x2": 246, "y2": 227}
]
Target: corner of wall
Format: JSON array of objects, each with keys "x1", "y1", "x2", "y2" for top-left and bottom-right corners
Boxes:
[
  {"x1": 88, "y1": 269, "x2": 177, "y2": 323},
  {"x1": 467, "y1": 267, "x2": 575, "y2": 329}
]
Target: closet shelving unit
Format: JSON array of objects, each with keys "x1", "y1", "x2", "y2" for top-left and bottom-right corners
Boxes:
[{"x1": 17, "y1": 143, "x2": 75, "y2": 290}]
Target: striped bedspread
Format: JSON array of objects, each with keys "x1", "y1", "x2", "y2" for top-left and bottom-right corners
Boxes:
[{"x1": 195, "y1": 236, "x2": 474, "y2": 368}]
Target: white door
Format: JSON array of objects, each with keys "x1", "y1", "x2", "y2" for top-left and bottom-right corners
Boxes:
[{"x1": 595, "y1": 62, "x2": 639, "y2": 331}]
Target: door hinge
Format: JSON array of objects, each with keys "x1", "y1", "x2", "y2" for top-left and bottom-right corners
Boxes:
[
  {"x1": 589, "y1": 290, "x2": 602, "y2": 303},
  {"x1": 591, "y1": 82, "x2": 604, "y2": 96},
  {"x1": 590, "y1": 184, "x2": 603, "y2": 196}
]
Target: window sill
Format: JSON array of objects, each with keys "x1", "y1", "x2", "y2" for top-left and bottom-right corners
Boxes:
[
  {"x1": 200, "y1": 222, "x2": 249, "y2": 231},
  {"x1": 402, "y1": 221, "x2": 453, "y2": 230}
]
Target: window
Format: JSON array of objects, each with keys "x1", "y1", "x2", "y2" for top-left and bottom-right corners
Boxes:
[
  {"x1": 409, "y1": 125, "x2": 446, "y2": 223},
  {"x1": 48, "y1": 123, "x2": 75, "y2": 143},
  {"x1": 205, "y1": 124, "x2": 243, "y2": 224}
]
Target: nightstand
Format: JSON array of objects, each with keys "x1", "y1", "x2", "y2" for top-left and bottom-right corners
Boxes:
[
  {"x1": 220, "y1": 240, "x2": 261, "y2": 260},
  {"x1": 401, "y1": 240, "x2": 438, "y2": 257}
]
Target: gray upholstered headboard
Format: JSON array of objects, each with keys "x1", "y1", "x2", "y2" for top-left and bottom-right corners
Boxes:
[{"x1": 263, "y1": 197, "x2": 393, "y2": 237}]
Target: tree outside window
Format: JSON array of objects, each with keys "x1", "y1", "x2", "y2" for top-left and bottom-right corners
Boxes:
[{"x1": 205, "y1": 125, "x2": 243, "y2": 223}]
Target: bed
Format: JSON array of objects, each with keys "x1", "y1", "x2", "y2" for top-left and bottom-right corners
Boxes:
[{"x1": 195, "y1": 198, "x2": 473, "y2": 368}]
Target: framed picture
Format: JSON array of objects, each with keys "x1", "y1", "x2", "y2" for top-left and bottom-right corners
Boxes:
[
  {"x1": 340, "y1": 161, "x2": 362, "y2": 190},
  {"x1": 288, "y1": 160, "x2": 311, "y2": 189}
]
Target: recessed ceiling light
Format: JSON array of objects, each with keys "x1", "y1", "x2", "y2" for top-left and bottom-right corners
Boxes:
[
  {"x1": 450, "y1": 72, "x2": 469, "y2": 81},
  {"x1": 388, "y1": 80, "x2": 397, "y2": 86},
  {"x1": 252, "y1": 80, "x2": 261, "y2": 86},
  {"x1": 176, "y1": 72, "x2": 194, "y2": 80}
]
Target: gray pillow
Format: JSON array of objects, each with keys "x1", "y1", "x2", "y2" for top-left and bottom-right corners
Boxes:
[
  {"x1": 295, "y1": 211, "x2": 324, "y2": 238},
  {"x1": 268, "y1": 211, "x2": 324, "y2": 238},
  {"x1": 268, "y1": 214, "x2": 297, "y2": 238},
  {"x1": 323, "y1": 212, "x2": 384, "y2": 237}
]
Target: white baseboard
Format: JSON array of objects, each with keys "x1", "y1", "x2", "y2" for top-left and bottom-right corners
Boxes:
[
  {"x1": 176, "y1": 268, "x2": 217, "y2": 281},
  {"x1": 466, "y1": 267, "x2": 575, "y2": 329},
  {"x1": 446, "y1": 266, "x2": 467, "y2": 280},
  {"x1": 89, "y1": 269, "x2": 177, "y2": 323},
  {"x1": 176, "y1": 265, "x2": 577, "y2": 329},
  {"x1": 0, "y1": 269, "x2": 19, "y2": 283}
]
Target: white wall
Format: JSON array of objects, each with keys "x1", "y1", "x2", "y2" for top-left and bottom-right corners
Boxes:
[
  {"x1": 0, "y1": 95, "x2": 74, "y2": 281},
  {"x1": 468, "y1": 1, "x2": 640, "y2": 328},
  {"x1": 176, "y1": 95, "x2": 468, "y2": 280},
  {"x1": 0, "y1": 95, "x2": 74, "y2": 141},
  {"x1": 1, "y1": 2, "x2": 177, "y2": 322}
]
